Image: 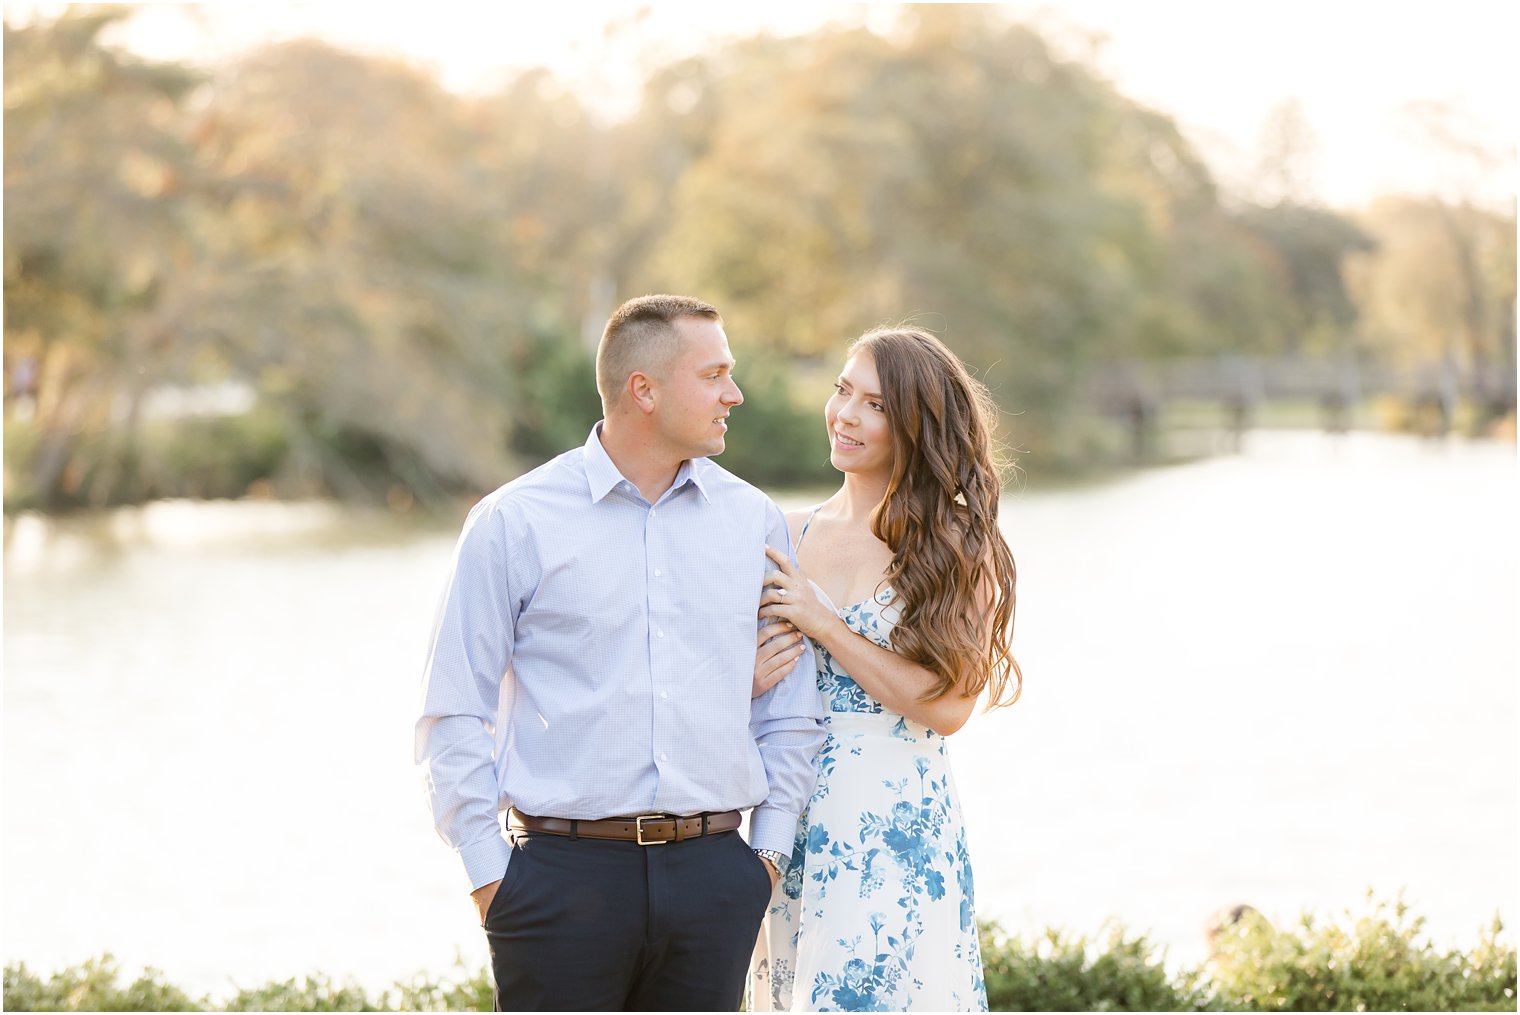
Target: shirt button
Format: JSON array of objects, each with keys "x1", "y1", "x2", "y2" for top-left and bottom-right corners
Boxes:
[
  {"x1": 653, "y1": 568, "x2": 662, "y2": 577},
  {"x1": 656, "y1": 629, "x2": 665, "y2": 639},
  {"x1": 659, "y1": 752, "x2": 668, "y2": 762},
  {"x1": 660, "y1": 690, "x2": 669, "y2": 700}
]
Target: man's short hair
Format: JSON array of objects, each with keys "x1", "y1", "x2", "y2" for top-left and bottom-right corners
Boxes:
[{"x1": 596, "y1": 295, "x2": 721, "y2": 412}]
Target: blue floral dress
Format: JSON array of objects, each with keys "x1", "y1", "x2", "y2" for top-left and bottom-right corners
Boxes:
[{"x1": 749, "y1": 519, "x2": 988, "y2": 1012}]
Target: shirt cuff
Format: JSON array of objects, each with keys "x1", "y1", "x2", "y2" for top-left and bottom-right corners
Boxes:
[
  {"x1": 748, "y1": 804, "x2": 801, "y2": 857},
  {"x1": 459, "y1": 832, "x2": 512, "y2": 892}
]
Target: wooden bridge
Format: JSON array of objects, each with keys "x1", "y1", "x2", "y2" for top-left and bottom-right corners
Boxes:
[{"x1": 1085, "y1": 355, "x2": 1517, "y2": 457}]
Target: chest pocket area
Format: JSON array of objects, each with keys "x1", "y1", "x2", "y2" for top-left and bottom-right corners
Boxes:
[
  {"x1": 518, "y1": 544, "x2": 642, "y2": 644},
  {"x1": 673, "y1": 535, "x2": 770, "y2": 663}
]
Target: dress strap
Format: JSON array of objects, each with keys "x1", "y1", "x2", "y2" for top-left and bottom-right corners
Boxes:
[{"x1": 794, "y1": 506, "x2": 823, "y2": 552}]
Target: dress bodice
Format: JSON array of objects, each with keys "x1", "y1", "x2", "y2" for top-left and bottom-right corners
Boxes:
[
  {"x1": 793, "y1": 507, "x2": 907, "y2": 716},
  {"x1": 808, "y1": 581, "x2": 902, "y2": 715}
]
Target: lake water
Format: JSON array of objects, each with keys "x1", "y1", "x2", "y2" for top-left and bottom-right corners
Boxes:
[{"x1": 4, "y1": 431, "x2": 1516, "y2": 997}]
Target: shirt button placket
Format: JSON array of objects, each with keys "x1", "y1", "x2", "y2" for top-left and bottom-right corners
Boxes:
[{"x1": 648, "y1": 504, "x2": 667, "y2": 783}]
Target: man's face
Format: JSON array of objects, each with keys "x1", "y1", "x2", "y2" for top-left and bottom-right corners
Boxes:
[{"x1": 651, "y1": 316, "x2": 744, "y2": 461}]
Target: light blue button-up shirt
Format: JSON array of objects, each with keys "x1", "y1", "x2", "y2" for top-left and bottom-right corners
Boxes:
[{"x1": 417, "y1": 425, "x2": 827, "y2": 890}]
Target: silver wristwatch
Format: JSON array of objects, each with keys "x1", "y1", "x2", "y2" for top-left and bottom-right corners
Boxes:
[{"x1": 753, "y1": 848, "x2": 788, "y2": 877}]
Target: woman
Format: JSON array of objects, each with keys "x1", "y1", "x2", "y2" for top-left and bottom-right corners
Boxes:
[{"x1": 748, "y1": 327, "x2": 1021, "y2": 1012}]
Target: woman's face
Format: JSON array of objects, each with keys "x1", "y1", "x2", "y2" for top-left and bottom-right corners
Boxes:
[{"x1": 825, "y1": 349, "x2": 893, "y2": 477}]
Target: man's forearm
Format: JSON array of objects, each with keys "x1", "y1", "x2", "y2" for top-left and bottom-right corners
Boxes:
[
  {"x1": 750, "y1": 723, "x2": 826, "y2": 854},
  {"x1": 417, "y1": 713, "x2": 512, "y2": 890}
]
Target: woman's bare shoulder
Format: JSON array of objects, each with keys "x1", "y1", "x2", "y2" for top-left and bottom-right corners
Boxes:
[{"x1": 784, "y1": 506, "x2": 818, "y2": 546}]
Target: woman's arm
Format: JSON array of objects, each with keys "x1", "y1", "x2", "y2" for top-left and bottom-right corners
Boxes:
[{"x1": 759, "y1": 546, "x2": 984, "y2": 735}]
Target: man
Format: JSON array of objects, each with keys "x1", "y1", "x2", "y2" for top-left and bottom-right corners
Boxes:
[{"x1": 416, "y1": 294, "x2": 827, "y2": 1011}]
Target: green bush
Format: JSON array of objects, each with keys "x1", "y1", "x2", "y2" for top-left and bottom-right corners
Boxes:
[
  {"x1": 220, "y1": 975, "x2": 382, "y2": 1012},
  {"x1": 382, "y1": 964, "x2": 494, "y2": 1012},
  {"x1": 148, "y1": 409, "x2": 291, "y2": 500},
  {"x1": 2, "y1": 415, "x2": 43, "y2": 511},
  {"x1": 2, "y1": 408, "x2": 292, "y2": 512},
  {"x1": 1, "y1": 957, "x2": 497, "y2": 1012},
  {"x1": 980, "y1": 923, "x2": 1209, "y2": 1011},
  {"x1": 4, "y1": 897, "x2": 1514, "y2": 1011},
  {"x1": 1205, "y1": 895, "x2": 1517, "y2": 1012},
  {"x1": 3, "y1": 955, "x2": 199, "y2": 1012}
]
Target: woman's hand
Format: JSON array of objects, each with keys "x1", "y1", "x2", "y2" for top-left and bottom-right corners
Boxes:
[
  {"x1": 753, "y1": 618, "x2": 805, "y2": 699},
  {"x1": 759, "y1": 545, "x2": 842, "y2": 642}
]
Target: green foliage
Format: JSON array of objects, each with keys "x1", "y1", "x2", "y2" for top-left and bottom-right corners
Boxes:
[
  {"x1": 1235, "y1": 204, "x2": 1377, "y2": 356},
  {"x1": 381, "y1": 964, "x2": 495, "y2": 1012},
  {"x1": 151, "y1": 409, "x2": 290, "y2": 499},
  {"x1": 979, "y1": 922, "x2": 1209, "y2": 1012},
  {"x1": 3, "y1": 409, "x2": 290, "y2": 511},
  {"x1": 3, "y1": 900, "x2": 1514, "y2": 1011},
  {"x1": 3, "y1": 955, "x2": 199, "y2": 1012},
  {"x1": 506, "y1": 333, "x2": 605, "y2": 464},
  {"x1": 221, "y1": 976, "x2": 381, "y2": 1012},
  {"x1": 2, "y1": 416, "x2": 43, "y2": 511},
  {"x1": 1205, "y1": 895, "x2": 1517, "y2": 1012}
]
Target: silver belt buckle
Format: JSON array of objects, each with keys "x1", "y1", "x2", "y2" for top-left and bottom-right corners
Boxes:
[{"x1": 635, "y1": 813, "x2": 671, "y2": 846}]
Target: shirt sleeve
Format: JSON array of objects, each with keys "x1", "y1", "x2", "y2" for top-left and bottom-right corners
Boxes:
[
  {"x1": 748, "y1": 501, "x2": 828, "y2": 856},
  {"x1": 414, "y1": 497, "x2": 517, "y2": 891}
]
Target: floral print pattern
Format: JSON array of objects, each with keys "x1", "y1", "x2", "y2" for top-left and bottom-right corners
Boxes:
[{"x1": 749, "y1": 588, "x2": 987, "y2": 1012}]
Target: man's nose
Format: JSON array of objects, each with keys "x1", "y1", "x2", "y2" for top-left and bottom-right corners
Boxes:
[{"x1": 724, "y1": 379, "x2": 744, "y2": 405}]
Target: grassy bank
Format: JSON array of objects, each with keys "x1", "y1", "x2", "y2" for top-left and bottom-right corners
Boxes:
[{"x1": 5, "y1": 896, "x2": 1513, "y2": 1011}]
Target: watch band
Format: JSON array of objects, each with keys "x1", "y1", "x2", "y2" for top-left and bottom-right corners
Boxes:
[{"x1": 753, "y1": 848, "x2": 787, "y2": 875}]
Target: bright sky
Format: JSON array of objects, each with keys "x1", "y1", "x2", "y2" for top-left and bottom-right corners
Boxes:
[{"x1": 6, "y1": 1, "x2": 1516, "y2": 210}]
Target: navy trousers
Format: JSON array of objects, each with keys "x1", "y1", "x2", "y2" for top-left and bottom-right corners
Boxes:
[{"x1": 482, "y1": 828, "x2": 773, "y2": 1011}]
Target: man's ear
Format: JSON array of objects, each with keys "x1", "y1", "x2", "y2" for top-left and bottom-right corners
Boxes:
[{"x1": 627, "y1": 371, "x2": 657, "y2": 415}]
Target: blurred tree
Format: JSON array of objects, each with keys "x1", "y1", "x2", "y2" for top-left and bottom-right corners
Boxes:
[
  {"x1": 1347, "y1": 196, "x2": 1517, "y2": 428},
  {"x1": 8, "y1": 5, "x2": 1495, "y2": 511},
  {"x1": 1235, "y1": 203, "x2": 1375, "y2": 357},
  {"x1": 4, "y1": 7, "x2": 203, "y2": 507},
  {"x1": 185, "y1": 40, "x2": 530, "y2": 502},
  {"x1": 1235, "y1": 99, "x2": 1375, "y2": 360},
  {"x1": 640, "y1": 6, "x2": 1296, "y2": 460}
]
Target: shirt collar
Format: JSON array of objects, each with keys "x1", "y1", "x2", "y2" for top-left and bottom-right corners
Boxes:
[
  {"x1": 582, "y1": 423, "x2": 712, "y2": 505},
  {"x1": 582, "y1": 423, "x2": 625, "y2": 502},
  {"x1": 679, "y1": 457, "x2": 713, "y2": 503}
]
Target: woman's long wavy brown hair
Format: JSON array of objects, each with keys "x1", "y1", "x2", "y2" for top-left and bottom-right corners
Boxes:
[{"x1": 853, "y1": 327, "x2": 1021, "y2": 707}]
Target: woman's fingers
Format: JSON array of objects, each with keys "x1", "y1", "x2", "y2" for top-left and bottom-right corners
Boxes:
[
  {"x1": 753, "y1": 624, "x2": 805, "y2": 698},
  {"x1": 759, "y1": 630, "x2": 802, "y2": 665},
  {"x1": 764, "y1": 545, "x2": 800, "y2": 578},
  {"x1": 753, "y1": 628, "x2": 806, "y2": 697},
  {"x1": 757, "y1": 619, "x2": 795, "y2": 645}
]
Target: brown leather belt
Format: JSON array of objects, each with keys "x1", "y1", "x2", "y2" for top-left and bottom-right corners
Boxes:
[{"x1": 508, "y1": 808, "x2": 741, "y2": 846}]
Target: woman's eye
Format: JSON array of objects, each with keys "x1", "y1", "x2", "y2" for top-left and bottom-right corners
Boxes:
[{"x1": 869, "y1": 402, "x2": 884, "y2": 412}]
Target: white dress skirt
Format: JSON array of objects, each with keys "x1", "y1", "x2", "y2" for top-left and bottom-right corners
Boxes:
[{"x1": 749, "y1": 584, "x2": 988, "y2": 1012}]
